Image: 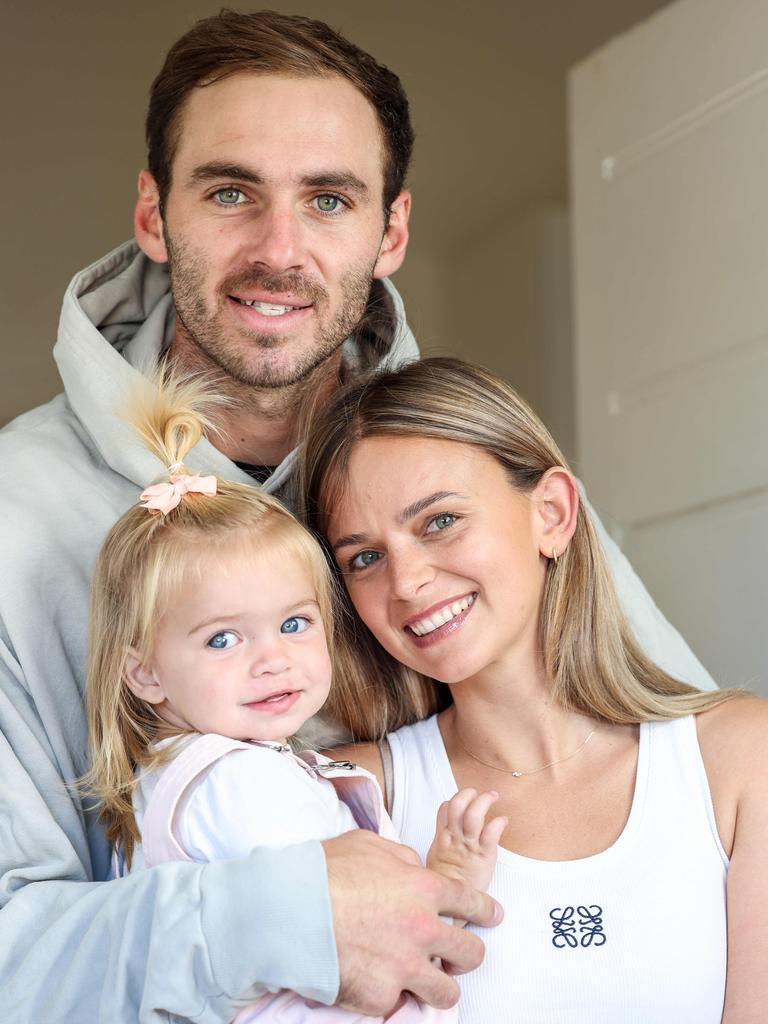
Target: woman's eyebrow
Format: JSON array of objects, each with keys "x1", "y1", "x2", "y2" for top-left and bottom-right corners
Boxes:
[
  {"x1": 332, "y1": 532, "x2": 367, "y2": 554},
  {"x1": 397, "y1": 491, "x2": 466, "y2": 524},
  {"x1": 332, "y1": 492, "x2": 467, "y2": 552}
]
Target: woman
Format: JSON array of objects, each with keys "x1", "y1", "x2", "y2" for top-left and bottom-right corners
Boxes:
[{"x1": 299, "y1": 357, "x2": 768, "y2": 1023}]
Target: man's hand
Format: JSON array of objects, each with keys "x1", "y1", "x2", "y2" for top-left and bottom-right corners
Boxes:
[{"x1": 322, "y1": 830, "x2": 503, "y2": 1016}]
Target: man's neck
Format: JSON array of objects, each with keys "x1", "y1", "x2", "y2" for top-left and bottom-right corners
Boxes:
[{"x1": 166, "y1": 330, "x2": 343, "y2": 466}]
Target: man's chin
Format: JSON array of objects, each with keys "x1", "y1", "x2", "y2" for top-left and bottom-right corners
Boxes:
[{"x1": 220, "y1": 350, "x2": 343, "y2": 391}]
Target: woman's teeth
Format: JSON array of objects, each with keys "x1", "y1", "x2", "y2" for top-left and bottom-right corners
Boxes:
[{"x1": 408, "y1": 594, "x2": 475, "y2": 637}]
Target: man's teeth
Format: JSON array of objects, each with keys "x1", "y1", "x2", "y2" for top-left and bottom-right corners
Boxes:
[
  {"x1": 409, "y1": 594, "x2": 475, "y2": 637},
  {"x1": 236, "y1": 298, "x2": 301, "y2": 315}
]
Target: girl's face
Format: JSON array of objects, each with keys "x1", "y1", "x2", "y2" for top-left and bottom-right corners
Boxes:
[
  {"x1": 328, "y1": 435, "x2": 554, "y2": 687},
  {"x1": 128, "y1": 546, "x2": 332, "y2": 743}
]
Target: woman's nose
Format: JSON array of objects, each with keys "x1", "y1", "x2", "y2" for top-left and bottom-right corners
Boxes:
[{"x1": 388, "y1": 547, "x2": 435, "y2": 600}]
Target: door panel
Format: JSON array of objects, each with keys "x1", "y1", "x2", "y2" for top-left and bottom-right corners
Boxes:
[{"x1": 570, "y1": 0, "x2": 768, "y2": 693}]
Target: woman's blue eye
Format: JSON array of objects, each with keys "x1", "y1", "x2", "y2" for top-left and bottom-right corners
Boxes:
[
  {"x1": 281, "y1": 616, "x2": 310, "y2": 634},
  {"x1": 427, "y1": 513, "x2": 457, "y2": 533},
  {"x1": 206, "y1": 631, "x2": 238, "y2": 650},
  {"x1": 314, "y1": 194, "x2": 343, "y2": 214},
  {"x1": 349, "y1": 550, "x2": 381, "y2": 571},
  {"x1": 213, "y1": 187, "x2": 245, "y2": 205}
]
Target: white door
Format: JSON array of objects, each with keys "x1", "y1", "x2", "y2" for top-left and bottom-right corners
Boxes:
[{"x1": 570, "y1": 0, "x2": 768, "y2": 694}]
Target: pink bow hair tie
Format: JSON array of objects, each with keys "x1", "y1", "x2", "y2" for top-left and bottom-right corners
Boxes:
[{"x1": 139, "y1": 473, "x2": 218, "y2": 515}]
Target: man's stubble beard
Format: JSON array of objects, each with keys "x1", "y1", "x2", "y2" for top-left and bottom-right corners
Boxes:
[{"x1": 164, "y1": 231, "x2": 378, "y2": 390}]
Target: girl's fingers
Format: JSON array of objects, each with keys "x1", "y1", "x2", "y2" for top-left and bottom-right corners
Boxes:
[
  {"x1": 435, "y1": 800, "x2": 450, "y2": 830},
  {"x1": 480, "y1": 814, "x2": 508, "y2": 852},
  {"x1": 446, "y1": 788, "x2": 478, "y2": 833},
  {"x1": 461, "y1": 790, "x2": 499, "y2": 839}
]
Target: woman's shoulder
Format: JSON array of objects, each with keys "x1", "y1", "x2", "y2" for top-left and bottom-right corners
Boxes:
[
  {"x1": 695, "y1": 695, "x2": 768, "y2": 857},
  {"x1": 326, "y1": 715, "x2": 442, "y2": 792},
  {"x1": 696, "y1": 693, "x2": 768, "y2": 762},
  {"x1": 324, "y1": 741, "x2": 385, "y2": 789}
]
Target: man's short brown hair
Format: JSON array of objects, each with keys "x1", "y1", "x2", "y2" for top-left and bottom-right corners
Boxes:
[{"x1": 146, "y1": 9, "x2": 414, "y2": 214}]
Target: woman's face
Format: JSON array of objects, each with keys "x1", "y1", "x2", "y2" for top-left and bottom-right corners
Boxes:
[{"x1": 327, "y1": 435, "x2": 551, "y2": 685}]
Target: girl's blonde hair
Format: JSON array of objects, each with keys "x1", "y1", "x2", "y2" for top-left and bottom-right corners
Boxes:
[
  {"x1": 83, "y1": 372, "x2": 335, "y2": 865},
  {"x1": 298, "y1": 356, "x2": 739, "y2": 741}
]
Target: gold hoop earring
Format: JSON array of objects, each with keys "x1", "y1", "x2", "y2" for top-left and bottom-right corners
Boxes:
[{"x1": 552, "y1": 548, "x2": 558, "y2": 566}]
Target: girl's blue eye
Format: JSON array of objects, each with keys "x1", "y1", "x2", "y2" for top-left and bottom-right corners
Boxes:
[
  {"x1": 349, "y1": 550, "x2": 381, "y2": 571},
  {"x1": 213, "y1": 187, "x2": 245, "y2": 205},
  {"x1": 206, "y1": 631, "x2": 238, "y2": 649},
  {"x1": 427, "y1": 513, "x2": 457, "y2": 533},
  {"x1": 281, "y1": 616, "x2": 310, "y2": 634}
]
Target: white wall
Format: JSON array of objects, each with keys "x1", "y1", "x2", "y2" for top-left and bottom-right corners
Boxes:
[{"x1": 435, "y1": 204, "x2": 575, "y2": 461}]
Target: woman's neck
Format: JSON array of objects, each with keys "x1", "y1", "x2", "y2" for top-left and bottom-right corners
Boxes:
[{"x1": 444, "y1": 656, "x2": 598, "y2": 774}]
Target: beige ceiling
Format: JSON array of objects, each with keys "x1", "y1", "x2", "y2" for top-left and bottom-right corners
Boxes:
[{"x1": 1, "y1": 0, "x2": 670, "y2": 421}]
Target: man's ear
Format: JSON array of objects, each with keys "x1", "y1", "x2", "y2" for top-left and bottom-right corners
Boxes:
[
  {"x1": 532, "y1": 467, "x2": 580, "y2": 561},
  {"x1": 373, "y1": 191, "x2": 411, "y2": 279},
  {"x1": 124, "y1": 647, "x2": 166, "y2": 705},
  {"x1": 134, "y1": 170, "x2": 168, "y2": 264}
]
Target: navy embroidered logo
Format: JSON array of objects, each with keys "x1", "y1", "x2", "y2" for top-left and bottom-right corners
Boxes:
[{"x1": 550, "y1": 905, "x2": 606, "y2": 948}]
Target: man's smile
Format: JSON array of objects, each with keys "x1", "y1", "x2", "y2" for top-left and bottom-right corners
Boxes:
[{"x1": 231, "y1": 297, "x2": 311, "y2": 316}]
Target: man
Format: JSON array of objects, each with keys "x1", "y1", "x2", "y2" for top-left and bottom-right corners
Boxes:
[{"x1": 0, "y1": 10, "x2": 712, "y2": 1023}]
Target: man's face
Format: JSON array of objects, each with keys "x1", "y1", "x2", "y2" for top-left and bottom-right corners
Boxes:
[{"x1": 144, "y1": 73, "x2": 407, "y2": 389}]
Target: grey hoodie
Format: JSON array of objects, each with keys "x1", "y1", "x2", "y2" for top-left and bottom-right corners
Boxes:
[
  {"x1": 0, "y1": 241, "x2": 419, "y2": 1023},
  {"x1": 0, "y1": 242, "x2": 714, "y2": 1023}
]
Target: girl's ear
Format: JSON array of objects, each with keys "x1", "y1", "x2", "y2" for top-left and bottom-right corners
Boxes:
[
  {"x1": 124, "y1": 648, "x2": 166, "y2": 705},
  {"x1": 531, "y1": 467, "x2": 580, "y2": 560}
]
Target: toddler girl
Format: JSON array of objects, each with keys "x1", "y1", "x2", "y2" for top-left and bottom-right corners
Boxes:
[{"x1": 84, "y1": 376, "x2": 505, "y2": 1023}]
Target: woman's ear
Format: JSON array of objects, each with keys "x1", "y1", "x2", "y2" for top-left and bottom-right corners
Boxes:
[
  {"x1": 532, "y1": 467, "x2": 580, "y2": 560},
  {"x1": 134, "y1": 170, "x2": 169, "y2": 264},
  {"x1": 124, "y1": 647, "x2": 166, "y2": 705}
]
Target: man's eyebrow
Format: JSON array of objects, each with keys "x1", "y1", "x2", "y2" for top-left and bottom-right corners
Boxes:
[
  {"x1": 188, "y1": 162, "x2": 264, "y2": 186},
  {"x1": 186, "y1": 164, "x2": 369, "y2": 199},
  {"x1": 301, "y1": 172, "x2": 369, "y2": 199},
  {"x1": 332, "y1": 492, "x2": 466, "y2": 553}
]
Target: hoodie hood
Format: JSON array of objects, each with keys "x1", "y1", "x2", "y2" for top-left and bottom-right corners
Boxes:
[{"x1": 53, "y1": 241, "x2": 419, "y2": 495}]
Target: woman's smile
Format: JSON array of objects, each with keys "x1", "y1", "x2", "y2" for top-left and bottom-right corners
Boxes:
[
  {"x1": 329, "y1": 435, "x2": 549, "y2": 685},
  {"x1": 404, "y1": 591, "x2": 477, "y2": 644}
]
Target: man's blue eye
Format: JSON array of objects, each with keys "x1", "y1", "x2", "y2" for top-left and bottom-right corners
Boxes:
[
  {"x1": 350, "y1": 550, "x2": 380, "y2": 570},
  {"x1": 281, "y1": 616, "x2": 309, "y2": 634},
  {"x1": 207, "y1": 631, "x2": 238, "y2": 649},
  {"x1": 315, "y1": 194, "x2": 342, "y2": 213},
  {"x1": 214, "y1": 187, "x2": 244, "y2": 205}
]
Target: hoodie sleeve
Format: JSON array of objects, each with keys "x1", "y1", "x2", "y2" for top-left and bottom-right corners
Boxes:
[
  {"x1": 582, "y1": 492, "x2": 717, "y2": 690},
  {"x1": 0, "y1": 649, "x2": 339, "y2": 1024}
]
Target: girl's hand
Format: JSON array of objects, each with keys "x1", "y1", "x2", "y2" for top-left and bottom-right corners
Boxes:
[{"x1": 426, "y1": 788, "x2": 507, "y2": 893}]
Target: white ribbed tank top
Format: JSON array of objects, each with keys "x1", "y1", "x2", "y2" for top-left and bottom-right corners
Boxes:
[{"x1": 388, "y1": 715, "x2": 727, "y2": 1023}]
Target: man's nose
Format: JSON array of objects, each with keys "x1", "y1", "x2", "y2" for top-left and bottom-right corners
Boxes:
[{"x1": 245, "y1": 201, "x2": 306, "y2": 275}]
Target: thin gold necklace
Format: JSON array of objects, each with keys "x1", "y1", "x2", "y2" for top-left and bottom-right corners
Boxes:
[{"x1": 454, "y1": 724, "x2": 598, "y2": 778}]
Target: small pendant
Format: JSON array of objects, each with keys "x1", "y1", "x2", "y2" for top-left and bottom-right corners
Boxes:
[{"x1": 511, "y1": 770, "x2": 523, "y2": 777}]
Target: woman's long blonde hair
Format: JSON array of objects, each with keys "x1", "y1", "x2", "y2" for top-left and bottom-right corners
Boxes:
[
  {"x1": 298, "y1": 356, "x2": 739, "y2": 741},
  {"x1": 82, "y1": 372, "x2": 335, "y2": 865}
]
